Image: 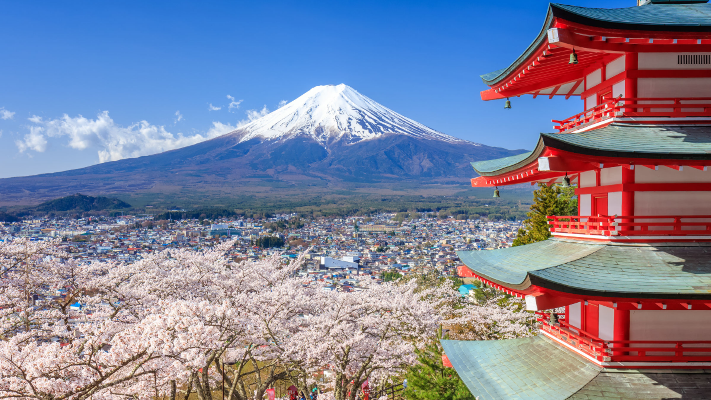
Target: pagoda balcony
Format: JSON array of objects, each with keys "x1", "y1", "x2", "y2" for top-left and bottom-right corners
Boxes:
[
  {"x1": 553, "y1": 97, "x2": 711, "y2": 133},
  {"x1": 547, "y1": 215, "x2": 711, "y2": 238},
  {"x1": 536, "y1": 312, "x2": 711, "y2": 365}
]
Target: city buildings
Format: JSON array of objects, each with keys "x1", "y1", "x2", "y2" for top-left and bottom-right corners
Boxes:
[{"x1": 0, "y1": 213, "x2": 520, "y2": 291}]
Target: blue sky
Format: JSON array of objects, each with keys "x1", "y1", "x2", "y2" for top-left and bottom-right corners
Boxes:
[{"x1": 0, "y1": 0, "x2": 623, "y2": 178}]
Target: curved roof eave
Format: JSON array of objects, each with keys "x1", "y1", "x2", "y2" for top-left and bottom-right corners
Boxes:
[
  {"x1": 480, "y1": 5, "x2": 555, "y2": 86},
  {"x1": 480, "y1": 3, "x2": 711, "y2": 86},
  {"x1": 471, "y1": 136, "x2": 545, "y2": 176}
]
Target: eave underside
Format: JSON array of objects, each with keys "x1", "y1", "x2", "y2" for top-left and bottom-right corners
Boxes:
[{"x1": 480, "y1": 3, "x2": 711, "y2": 100}]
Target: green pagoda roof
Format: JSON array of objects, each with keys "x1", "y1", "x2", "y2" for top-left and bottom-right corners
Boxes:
[
  {"x1": 457, "y1": 239, "x2": 711, "y2": 299},
  {"x1": 441, "y1": 336, "x2": 601, "y2": 400},
  {"x1": 470, "y1": 124, "x2": 711, "y2": 176},
  {"x1": 481, "y1": 2, "x2": 711, "y2": 86},
  {"x1": 442, "y1": 335, "x2": 711, "y2": 399}
]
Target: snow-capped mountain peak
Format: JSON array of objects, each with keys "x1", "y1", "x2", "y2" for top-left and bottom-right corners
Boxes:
[{"x1": 231, "y1": 84, "x2": 476, "y2": 147}]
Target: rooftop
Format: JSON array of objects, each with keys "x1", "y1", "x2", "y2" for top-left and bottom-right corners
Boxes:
[
  {"x1": 482, "y1": 2, "x2": 711, "y2": 87},
  {"x1": 458, "y1": 238, "x2": 711, "y2": 299},
  {"x1": 442, "y1": 335, "x2": 711, "y2": 400},
  {"x1": 470, "y1": 124, "x2": 711, "y2": 177}
]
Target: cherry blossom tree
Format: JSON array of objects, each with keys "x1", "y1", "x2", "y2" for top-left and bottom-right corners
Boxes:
[
  {"x1": 289, "y1": 280, "x2": 453, "y2": 400},
  {"x1": 0, "y1": 237, "x2": 531, "y2": 400},
  {"x1": 447, "y1": 285, "x2": 535, "y2": 341}
]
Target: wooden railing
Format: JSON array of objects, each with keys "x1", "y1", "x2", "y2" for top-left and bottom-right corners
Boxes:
[
  {"x1": 547, "y1": 215, "x2": 711, "y2": 237},
  {"x1": 552, "y1": 97, "x2": 711, "y2": 132},
  {"x1": 537, "y1": 312, "x2": 711, "y2": 363},
  {"x1": 370, "y1": 383, "x2": 404, "y2": 399}
]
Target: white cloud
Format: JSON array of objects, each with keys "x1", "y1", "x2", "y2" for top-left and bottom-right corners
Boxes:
[
  {"x1": 205, "y1": 121, "x2": 238, "y2": 138},
  {"x1": 1, "y1": 107, "x2": 15, "y2": 120},
  {"x1": 174, "y1": 110, "x2": 184, "y2": 123},
  {"x1": 17, "y1": 111, "x2": 238, "y2": 163},
  {"x1": 237, "y1": 105, "x2": 270, "y2": 127},
  {"x1": 208, "y1": 103, "x2": 222, "y2": 111},
  {"x1": 227, "y1": 95, "x2": 243, "y2": 112},
  {"x1": 278, "y1": 100, "x2": 288, "y2": 109},
  {"x1": 16, "y1": 126, "x2": 48, "y2": 153}
]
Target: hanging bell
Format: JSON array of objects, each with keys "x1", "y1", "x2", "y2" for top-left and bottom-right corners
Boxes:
[
  {"x1": 569, "y1": 48, "x2": 578, "y2": 65},
  {"x1": 493, "y1": 187, "x2": 500, "y2": 198},
  {"x1": 562, "y1": 173, "x2": 571, "y2": 187},
  {"x1": 504, "y1": 98, "x2": 511, "y2": 109}
]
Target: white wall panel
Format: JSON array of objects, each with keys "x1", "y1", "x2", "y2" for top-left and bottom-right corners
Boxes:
[
  {"x1": 579, "y1": 194, "x2": 591, "y2": 216},
  {"x1": 580, "y1": 171, "x2": 597, "y2": 188},
  {"x1": 608, "y1": 192, "x2": 622, "y2": 217},
  {"x1": 586, "y1": 68, "x2": 602, "y2": 89},
  {"x1": 631, "y1": 310, "x2": 711, "y2": 341},
  {"x1": 612, "y1": 80, "x2": 625, "y2": 98},
  {"x1": 585, "y1": 95, "x2": 597, "y2": 110},
  {"x1": 639, "y1": 52, "x2": 711, "y2": 70},
  {"x1": 600, "y1": 167, "x2": 622, "y2": 185},
  {"x1": 606, "y1": 56, "x2": 626, "y2": 79},
  {"x1": 598, "y1": 305, "x2": 614, "y2": 341},
  {"x1": 638, "y1": 78, "x2": 711, "y2": 98},
  {"x1": 635, "y1": 192, "x2": 711, "y2": 216},
  {"x1": 569, "y1": 302, "x2": 582, "y2": 329}
]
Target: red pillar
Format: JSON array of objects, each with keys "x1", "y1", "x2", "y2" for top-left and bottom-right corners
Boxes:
[
  {"x1": 624, "y1": 53, "x2": 638, "y2": 117},
  {"x1": 613, "y1": 308, "x2": 630, "y2": 356},
  {"x1": 625, "y1": 53, "x2": 638, "y2": 99},
  {"x1": 621, "y1": 167, "x2": 635, "y2": 233}
]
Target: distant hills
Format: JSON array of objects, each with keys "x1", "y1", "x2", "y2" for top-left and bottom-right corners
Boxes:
[
  {"x1": 34, "y1": 194, "x2": 131, "y2": 212},
  {"x1": 0, "y1": 84, "x2": 526, "y2": 205},
  {"x1": 0, "y1": 194, "x2": 132, "y2": 221},
  {"x1": 0, "y1": 212, "x2": 20, "y2": 223}
]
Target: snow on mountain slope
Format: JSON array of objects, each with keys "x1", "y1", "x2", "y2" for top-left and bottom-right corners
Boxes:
[{"x1": 230, "y1": 84, "x2": 476, "y2": 147}]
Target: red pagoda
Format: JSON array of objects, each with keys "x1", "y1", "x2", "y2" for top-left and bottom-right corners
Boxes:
[{"x1": 442, "y1": 0, "x2": 711, "y2": 398}]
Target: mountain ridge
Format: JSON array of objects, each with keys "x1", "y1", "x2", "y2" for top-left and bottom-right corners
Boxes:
[{"x1": 0, "y1": 84, "x2": 526, "y2": 205}]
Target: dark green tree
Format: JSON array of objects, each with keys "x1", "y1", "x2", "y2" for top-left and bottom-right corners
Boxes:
[
  {"x1": 513, "y1": 183, "x2": 577, "y2": 246},
  {"x1": 380, "y1": 271, "x2": 402, "y2": 282},
  {"x1": 404, "y1": 329, "x2": 475, "y2": 400},
  {"x1": 255, "y1": 236, "x2": 285, "y2": 248}
]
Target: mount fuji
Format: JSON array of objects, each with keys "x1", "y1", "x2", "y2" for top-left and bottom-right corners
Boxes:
[
  {"x1": 231, "y1": 84, "x2": 465, "y2": 147},
  {"x1": 0, "y1": 84, "x2": 525, "y2": 204}
]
